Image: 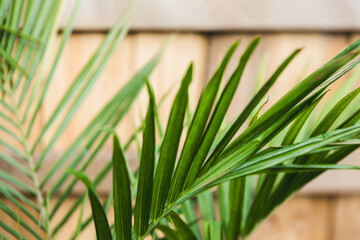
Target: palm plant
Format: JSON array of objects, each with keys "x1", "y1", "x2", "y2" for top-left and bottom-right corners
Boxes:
[
  {"x1": 0, "y1": 1, "x2": 163, "y2": 239},
  {"x1": 73, "y1": 37, "x2": 360, "y2": 239}
]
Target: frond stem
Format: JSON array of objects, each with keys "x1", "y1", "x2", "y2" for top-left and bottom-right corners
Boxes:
[{"x1": 6, "y1": 76, "x2": 47, "y2": 228}]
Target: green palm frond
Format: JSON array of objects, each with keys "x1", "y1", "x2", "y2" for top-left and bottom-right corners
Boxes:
[
  {"x1": 74, "y1": 37, "x2": 360, "y2": 239},
  {"x1": 0, "y1": 1, "x2": 163, "y2": 239}
]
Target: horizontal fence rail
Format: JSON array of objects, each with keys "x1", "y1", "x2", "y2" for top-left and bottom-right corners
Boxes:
[{"x1": 61, "y1": 0, "x2": 360, "y2": 31}]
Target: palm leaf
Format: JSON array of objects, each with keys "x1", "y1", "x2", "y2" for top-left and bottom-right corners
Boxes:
[
  {"x1": 167, "y1": 211, "x2": 197, "y2": 239},
  {"x1": 3, "y1": 2, "x2": 360, "y2": 238},
  {"x1": 79, "y1": 37, "x2": 360, "y2": 240},
  {"x1": 184, "y1": 38, "x2": 260, "y2": 189},
  {"x1": 69, "y1": 170, "x2": 112, "y2": 240},
  {"x1": 151, "y1": 63, "x2": 193, "y2": 220},
  {"x1": 134, "y1": 80, "x2": 156, "y2": 237},
  {"x1": 0, "y1": 1, "x2": 162, "y2": 238},
  {"x1": 167, "y1": 41, "x2": 241, "y2": 203},
  {"x1": 112, "y1": 135, "x2": 132, "y2": 240},
  {"x1": 180, "y1": 199, "x2": 202, "y2": 239}
]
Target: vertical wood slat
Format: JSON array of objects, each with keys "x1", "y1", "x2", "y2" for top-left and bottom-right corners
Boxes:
[{"x1": 121, "y1": 33, "x2": 208, "y2": 143}]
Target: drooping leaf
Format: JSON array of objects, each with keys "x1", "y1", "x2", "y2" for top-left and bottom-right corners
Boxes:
[
  {"x1": 167, "y1": 211, "x2": 197, "y2": 239},
  {"x1": 180, "y1": 200, "x2": 202, "y2": 239},
  {"x1": 156, "y1": 225, "x2": 181, "y2": 240},
  {"x1": 69, "y1": 170, "x2": 112, "y2": 240}
]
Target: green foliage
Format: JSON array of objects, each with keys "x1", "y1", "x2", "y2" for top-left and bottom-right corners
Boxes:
[
  {"x1": 0, "y1": 1, "x2": 162, "y2": 239},
  {"x1": 134, "y1": 80, "x2": 156, "y2": 237},
  {"x1": 112, "y1": 135, "x2": 132, "y2": 240},
  {"x1": 68, "y1": 170, "x2": 112, "y2": 240},
  {"x1": 75, "y1": 37, "x2": 360, "y2": 240},
  {"x1": 2, "y1": 1, "x2": 360, "y2": 240},
  {"x1": 152, "y1": 64, "x2": 193, "y2": 220}
]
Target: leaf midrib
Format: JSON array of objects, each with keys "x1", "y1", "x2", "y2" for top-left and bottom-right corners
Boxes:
[{"x1": 4, "y1": 73, "x2": 46, "y2": 228}]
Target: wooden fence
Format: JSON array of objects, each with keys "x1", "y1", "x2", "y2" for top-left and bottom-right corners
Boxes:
[
  {"x1": 1, "y1": 32, "x2": 360, "y2": 239},
  {"x1": 40, "y1": 32, "x2": 360, "y2": 194}
]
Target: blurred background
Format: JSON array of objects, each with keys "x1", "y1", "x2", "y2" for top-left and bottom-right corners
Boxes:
[{"x1": 3, "y1": 0, "x2": 360, "y2": 239}]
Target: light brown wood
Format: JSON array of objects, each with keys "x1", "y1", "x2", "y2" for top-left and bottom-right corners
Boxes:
[
  {"x1": 41, "y1": 33, "x2": 135, "y2": 153},
  {"x1": 250, "y1": 197, "x2": 330, "y2": 240},
  {"x1": 208, "y1": 34, "x2": 349, "y2": 122},
  {"x1": 35, "y1": 33, "x2": 208, "y2": 194},
  {"x1": 49, "y1": 197, "x2": 114, "y2": 240},
  {"x1": 332, "y1": 195, "x2": 360, "y2": 240},
  {"x1": 41, "y1": 33, "x2": 207, "y2": 151},
  {"x1": 2, "y1": 33, "x2": 360, "y2": 196},
  {"x1": 207, "y1": 33, "x2": 360, "y2": 195},
  {"x1": 0, "y1": 198, "x2": 46, "y2": 240},
  {"x1": 1, "y1": 34, "x2": 360, "y2": 240}
]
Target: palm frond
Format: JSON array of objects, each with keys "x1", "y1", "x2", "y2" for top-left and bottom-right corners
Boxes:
[
  {"x1": 0, "y1": 1, "x2": 162, "y2": 238},
  {"x1": 75, "y1": 37, "x2": 360, "y2": 240}
]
